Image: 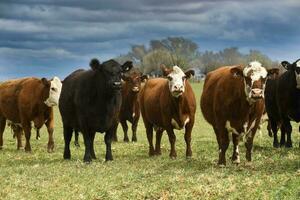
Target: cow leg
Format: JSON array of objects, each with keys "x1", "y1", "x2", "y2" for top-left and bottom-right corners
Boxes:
[
  {"x1": 279, "y1": 125, "x2": 286, "y2": 147},
  {"x1": 216, "y1": 127, "x2": 229, "y2": 166},
  {"x1": 166, "y1": 129, "x2": 177, "y2": 159},
  {"x1": 74, "y1": 130, "x2": 80, "y2": 147},
  {"x1": 45, "y1": 116, "x2": 54, "y2": 153},
  {"x1": 90, "y1": 132, "x2": 96, "y2": 159},
  {"x1": 184, "y1": 119, "x2": 194, "y2": 158},
  {"x1": 15, "y1": 127, "x2": 23, "y2": 150},
  {"x1": 111, "y1": 122, "x2": 119, "y2": 142},
  {"x1": 270, "y1": 119, "x2": 279, "y2": 148},
  {"x1": 154, "y1": 128, "x2": 163, "y2": 155},
  {"x1": 245, "y1": 131, "x2": 257, "y2": 162},
  {"x1": 145, "y1": 123, "x2": 155, "y2": 156},
  {"x1": 121, "y1": 120, "x2": 129, "y2": 142},
  {"x1": 22, "y1": 122, "x2": 32, "y2": 152},
  {"x1": 267, "y1": 120, "x2": 273, "y2": 137},
  {"x1": 131, "y1": 119, "x2": 138, "y2": 142},
  {"x1": 0, "y1": 117, "x2": 6, "y2": 149},
  {"x1": 36, "y1": 129, "x2": 40, "y2": 140},
  {"x1": 104, "y1": 128, "x2": 114, "y2": 161},
  {"x1": 283, "y1": 120, "x2": 292, "y2": 148},
  {"x1": 231, "y1": 134, "x2": 240, "y2": 164},
  {"x1": 82, "y1": 131, "x2": 93, "y2": 163},
  {"x1": 63, "y1": 126, "x2": 73, "y2": 159}
]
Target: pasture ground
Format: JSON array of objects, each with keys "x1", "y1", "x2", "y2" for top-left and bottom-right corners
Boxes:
[{"x1": 1, "y1": 82, "x2": 300, "y2": 200}]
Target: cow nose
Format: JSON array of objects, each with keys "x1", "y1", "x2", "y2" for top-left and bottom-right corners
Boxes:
[
  {"x1": 251, "y1": 89, "x2": 263, "y2": 99},
  {"x1": 174, "y1": 85, "x2": 183, "y2": 91}
]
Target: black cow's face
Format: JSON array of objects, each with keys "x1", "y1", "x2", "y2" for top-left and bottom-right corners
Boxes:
[
  {"x1": 231, "y1": 61, "x2": 279, "y2": 103},
  {"x1": 281, "y1": 59, "x2": 300, "y2": 89},
  {"x1": 122, "y1": 71, "x2": 148, "y2": 93},
  {"x1": 90, "y1": 59, "x2": 133, "y2": 90}
]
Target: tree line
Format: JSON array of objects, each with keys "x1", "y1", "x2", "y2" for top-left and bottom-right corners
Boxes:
[{"x1": 115, "y1": 37, "x2": 280, "y2": 76}]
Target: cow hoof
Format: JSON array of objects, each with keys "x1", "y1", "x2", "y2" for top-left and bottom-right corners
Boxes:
[
  {"x1": 218, "y1": 164, "x2": 226, "y2": 168},
  {"x1": 169, "y1": 154, "x2": 177, "y2": 159},
  {"x1": 84, "y1": 157, "x2": 92, "y2": 163},
  {"x1": 186, "y1": 156, "x2": 192, "y2": 160},
  {"x1": 123, "y1": 138, "x2": 129, "y2": 142},
  {"x1": 105, "y1": 157, "x2": 113, "y2": 162},
  {"x1": 273, "y1": 143, "x2": 280, "y2": 148},
  {"x1": 154, "y1": 150, "x2": 161, "y2": 156},
  {"x1": 0, "y1": 146, "x2": 2, "y2": 150},
  {"x1": 232, "y1": 159, "x2": 240, "y2": 165},
  {"x1": 63, "y1": 151, "x2": 71, "y2": 159},
  {"x1": 25, "y1": 147, "x2": 31, "y2": 152},
  {"x1": 285, "y1": 143, "x2": 292, "y2": 148}
]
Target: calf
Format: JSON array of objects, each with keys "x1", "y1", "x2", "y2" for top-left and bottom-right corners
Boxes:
[
  {"x1": 201, "y1": 61, "x2": 277, "y2": 165},
  {"x1": 112, "y1": 69, "x2": 148, "y2": 142},
  {"x1": 139, "y1": 65, "x2": 196, "y2": 158},
  {"x1": 59, "y1": 58, "x2": 133, "y2": 162},
  {"x1": 0, "y1": 77, "x2": 62, "y2": 152},
  {"x1": 265, "y1": 59, "x2": 300, "y2": 148}
]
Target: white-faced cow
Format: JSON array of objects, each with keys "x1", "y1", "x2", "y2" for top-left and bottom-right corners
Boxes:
[
  {"x1": 112, "y1": 68, "x2": 148, "y2": 142},
  {"x1": 139, "y1": 65, "x2": 196, "y2": 158},
  {"x1": 201, "y1": 61, "x2": 278, "y2": 165},
  {"x1": 59, "y1": 58, "x2": 133, "y2": 163},
  {"x1": 0, "y1": 77, "x2": 62, "y2": 152},
  {"x1": 265, "y1": 59, "x2": 300, "y2": 148}
]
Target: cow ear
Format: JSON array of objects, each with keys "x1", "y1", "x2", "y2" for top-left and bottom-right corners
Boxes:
[
  {"x1": 90, "y1": 58, "x2": 101, "y2": 70},
  {"x1": 161, "y1": 64, "x2": 172, "y2": 76},
  {"x1": 121, "y1": 61, "x2": 133, "y2": 72},
  {"x1": 230, "y1": 66, "x2": 243, "y2": 78},
  {"x1": 267, "y1": 68, "x2": 280, "y2": 79},
  {"x1": 184, "y1": 70, "x2": 195, "y2": 79},
  {"x1": 41, "y1": 78, "x2": 50, "y2": 87},
  {"x1": 281, "y1": 61, "x2": 291, "y2": 70},
  {"x1": 140, "y1": 74, "x2": 149, "y2": 82}
]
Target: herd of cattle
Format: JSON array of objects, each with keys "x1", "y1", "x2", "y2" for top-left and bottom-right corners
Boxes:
[{"x1": 0, "y1": 58, "x2": 299, "y2": 165}]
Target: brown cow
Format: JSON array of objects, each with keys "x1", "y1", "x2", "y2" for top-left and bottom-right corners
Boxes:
[
  {"x1": 112, "y1": 69, "x2": 148, "y2": 142},
  {"x1": 0, "y1": 77, "x2": 62, "y2": 152},
  {"x1": 200, "y1": 61, "x2": 278, "y2": 165},
  {"x1": 139, "y1": 65, "x2": 196, "y2": 158}
]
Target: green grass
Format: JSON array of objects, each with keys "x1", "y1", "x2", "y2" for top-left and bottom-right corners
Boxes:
[{"x1": 1, "y1": 82, "x2": 300, "y2": 200}]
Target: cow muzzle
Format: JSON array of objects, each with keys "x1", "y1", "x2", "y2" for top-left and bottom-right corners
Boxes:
[
  {"x1": 250, "y1": 88, "x2": 263, "y2": 99},
  {"x1": 112, "y1": 81, "x2": 122, "y2": 89},
  {"x1": 132, "y1": 86, "x2": 139, "y2": 92}
]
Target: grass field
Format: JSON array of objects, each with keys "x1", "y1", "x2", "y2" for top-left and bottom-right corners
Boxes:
[{"x1": 0, "y1": 82, "x2": 300, "y2": 200}]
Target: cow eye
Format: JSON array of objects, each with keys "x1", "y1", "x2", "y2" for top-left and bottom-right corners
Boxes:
[
  {"x1": 51, "y1": 87, "x2": 57, "y2": 92},
  {"x1": 167, "y1": 76, "x2": 173, "y2": 81}
]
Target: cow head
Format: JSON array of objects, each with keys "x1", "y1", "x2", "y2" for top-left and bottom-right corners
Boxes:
[
  {"x1": 281, "y1": 59, "x2": 300, "y2": 89},
  {"x1": 231, "y1": 61, "x2": 278, "y2": 103},
  {"x1": 42, "y1": 76, "x2": 62, "y2": 107},
  {"x1": 90, "y1": 58, "x2": 133, "y2": 90},
  {"x1": 122, "y1": 70, "x2": 148, "y2": 93},
  {"x1": 161, "y1": 64, "x2": 194, "y2": 98}
]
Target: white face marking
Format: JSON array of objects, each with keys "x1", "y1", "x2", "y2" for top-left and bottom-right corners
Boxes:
[
  {"x1": 44, "y1": 76, "x2": 62, "y2": 107},
  {"x1": 294, "y1": 71, "x2": 300, "y2": 89},
  {"x1": 167, "y1": 66, "x2": 186, "y2": 97},
  {"x1": 243, "y1": 61, "x2": 267, "y2": 102},
  {"x1": 296, "y1": 60, "x2": 300, "y2": 68}
]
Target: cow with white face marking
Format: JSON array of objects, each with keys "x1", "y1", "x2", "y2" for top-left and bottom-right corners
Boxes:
[
  {"x1": 201, "y1": 61, "x2": 278, "y2": 165},
  {"x1": 0, "y1": 77, "x2": 62, "y2": 152},
  {"x1": 139, "y1": 65, "x2": 196, "y2": 158},
  {"x1": 265, "y1": 59, "x2": 300, "y2": 148}
]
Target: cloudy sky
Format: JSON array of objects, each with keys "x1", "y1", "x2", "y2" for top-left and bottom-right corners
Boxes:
[{"x1": 0, "y1": 0, "x2": 299, "y2": 80}]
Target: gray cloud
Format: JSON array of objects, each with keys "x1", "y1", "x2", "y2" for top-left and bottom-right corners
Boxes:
[{"x1": 0, "y1": 0, "x2": 300, "y2": 80}]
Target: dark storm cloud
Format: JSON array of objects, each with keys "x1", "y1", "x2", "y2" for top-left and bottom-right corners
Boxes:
[{"x1": 0, "y1": 0, "x2": 300, "y2": 80}]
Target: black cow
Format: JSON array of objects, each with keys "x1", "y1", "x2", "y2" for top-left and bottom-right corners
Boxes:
[
  {"x1": 265, "y1": 59, "x2": 300, "y2": 148},
  {"x1": 59, "y1": 58, "x2": 133, "y2": 162}
]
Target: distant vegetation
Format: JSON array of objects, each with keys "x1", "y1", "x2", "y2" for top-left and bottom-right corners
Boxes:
[{"x1": 115, "y1": 37, "x2": 280, "y2": 75}]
